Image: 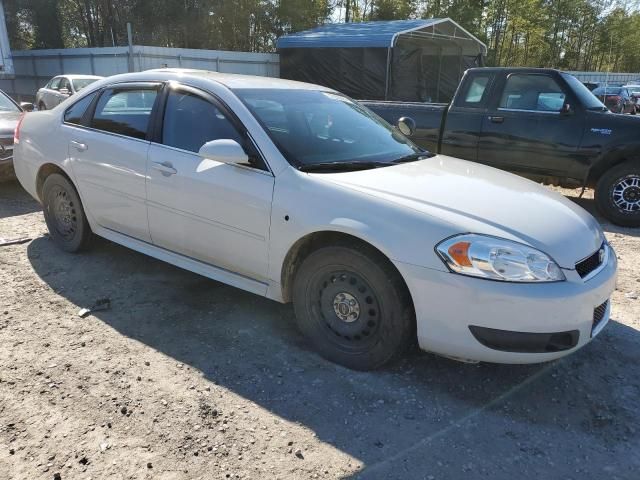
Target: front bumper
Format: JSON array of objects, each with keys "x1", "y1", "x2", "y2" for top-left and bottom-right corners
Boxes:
[{"x1": 395, "y1": 247, "x2": 617, "y2": 364}]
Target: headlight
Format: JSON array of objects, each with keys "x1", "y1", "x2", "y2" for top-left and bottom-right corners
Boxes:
[{"x1": 436, "y1": 234, "x2": 565, "y2": 282}]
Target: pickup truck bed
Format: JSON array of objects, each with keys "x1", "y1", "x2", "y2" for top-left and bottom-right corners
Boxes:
[{"x1": 363, "y1": 67, "x2": 640, "y2": 227}]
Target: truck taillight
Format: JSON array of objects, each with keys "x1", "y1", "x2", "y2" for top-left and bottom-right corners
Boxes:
[{"x1": 14, "y1": 112, "x2": 25, "y2": 144}]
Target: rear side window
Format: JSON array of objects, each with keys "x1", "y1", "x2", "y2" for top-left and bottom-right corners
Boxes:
[
  {"x1": 499, "y1": 74, "x2": 566, "y2": 112},
  {"x1": 64, "y1": 91, "x2": 98, "y2": 125},
  {"x1": 91, "y1": 88, "x2": 158, "y2": 140},
  {"x1": 455, "y1": 74, "x2": 491, "y2": 107},
  {"x1": 161, "y1": 90, "x2": 243, "y2": 152}
]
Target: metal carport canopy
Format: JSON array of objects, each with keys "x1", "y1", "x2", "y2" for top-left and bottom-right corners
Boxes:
[{"x1": 276, "y1": 18, "x2": 487, "y2": 54}]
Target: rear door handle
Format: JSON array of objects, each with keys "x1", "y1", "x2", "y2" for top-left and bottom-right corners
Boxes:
[
  {"x1": 488, "y1": 116, "x2": 504, "y2": 124},
  {"x1": 70, "y1": 140, "x2": 88, "y2": 151},
  {"x1": 151, "y1": 161, "x2": 177, "y2": 176}
]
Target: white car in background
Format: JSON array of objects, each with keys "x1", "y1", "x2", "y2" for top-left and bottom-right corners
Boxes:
[
  {"x1": 36, "y1": 74, "x2": 103, "y2": 110},
  {"x1": 13, "y1": 69, "x2": 617, "y2": 370}
]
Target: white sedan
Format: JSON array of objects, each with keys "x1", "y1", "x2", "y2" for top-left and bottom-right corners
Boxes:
[
  {"x1": 14, "y1": 69, "x2": 617, "y2": 370},
  {"x1": 35, "y1": 74, "x2": 103, "y2": 111}
]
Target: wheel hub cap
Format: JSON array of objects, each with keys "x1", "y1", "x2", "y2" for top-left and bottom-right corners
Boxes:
[
  {"x1": 612, "y1": 175, "x2": 640, "y2": 212},
  {"x1": 333, "y1": 292, "x2": 360, "y2": 323}
]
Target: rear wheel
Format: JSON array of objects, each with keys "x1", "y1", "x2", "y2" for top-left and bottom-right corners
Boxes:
[
  {"x1": 42, "y1": 173, "x2": 92, "y2": 252},
  {"x1": 595, "y1": 162, "x2": 640, "y2": 227},
  {"x1": 292, "y1": 245, "x2": 414, "y2": 370}
]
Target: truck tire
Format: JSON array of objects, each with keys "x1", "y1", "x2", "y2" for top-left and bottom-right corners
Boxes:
[
  {"x1": 42, "y1": 173, "x2": 92, "y2": 252},
  {"x1": 292, "y1": 245, "x2": 414, "y2": 370},
  {"x1": 595, "y1": 161, "x2": 640, "y2": 227}
]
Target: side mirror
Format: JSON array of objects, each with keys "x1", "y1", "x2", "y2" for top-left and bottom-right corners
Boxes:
[
  {"x1": 19, "y1": 102, "x2": 34, "y2": 112},
  {"x1": 560, "y1": 103, "x2": 573, "y2": 115},
  {"x1": 397, "y1": 116, "x2": 416, "y2": 136},
  {"x1": 59, "y1": 88, "x2": 70, "y2": 96},
  {"x1": 198, "y1": 139, "x2": 248, "y2": 166}
]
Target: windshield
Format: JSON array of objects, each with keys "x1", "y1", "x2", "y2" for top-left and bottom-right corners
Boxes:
[
  {"x1": 562, "y1": 73, "x2": 607, "y2": 110},
  {"x1": 593, "y1": 87, "x2": 622, "y2": 95},
  {"x1": 234, "y1": 88, "x2": 421, "y2": 169},
  {"x1": 0, "y1": 91, "x2": 19, "y2": 112},
  {"x1": 72, "y1": 78, "x2": 99, "y2": 91}
]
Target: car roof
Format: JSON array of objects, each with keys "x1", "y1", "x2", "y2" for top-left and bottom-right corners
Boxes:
[
  {"x1": 63, "y1": 74, "x2": 104, "y2": 80},
  {"x1": 135, "y1": 68, "x2": 335, "y2": 91}
]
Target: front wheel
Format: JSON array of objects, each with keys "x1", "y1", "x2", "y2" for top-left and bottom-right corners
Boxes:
[
  {"x1": 292, "y1": 245, "x2": 414, "y2": 370},
  {"x1": 42, "y1": 173, "x2": 92, "y2": 252},
  {"x1": 38, "y1": 101, "x2": 46, "y2": 111},
  {"x1": 595, "y1": 162, "x2": 640, "y2": 227}
]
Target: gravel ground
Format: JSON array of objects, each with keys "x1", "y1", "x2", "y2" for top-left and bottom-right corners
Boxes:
[{"x1": 1, "y1": 179, "x2": 639, "y2": 480}]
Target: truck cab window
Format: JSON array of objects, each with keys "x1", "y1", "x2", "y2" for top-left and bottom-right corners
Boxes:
[{"x1": 499, "y1": 74, "x2": 566, "y2": 112}]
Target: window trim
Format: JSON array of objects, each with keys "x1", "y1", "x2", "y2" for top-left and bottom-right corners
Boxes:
[{"x1": 152, "y1": 82, "x2": 272, "y2": 174}]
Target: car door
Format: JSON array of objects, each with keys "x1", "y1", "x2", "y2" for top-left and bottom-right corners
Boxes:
[
  {"x1": 146, "y1": 84, "x2": 274, "y2": 282},
  {"x1": 478, "y1": 72, "x2": 585, "y2": 176},
  {"x1": 44, "y1": 77, "x2": 61, "y2": 108},
  {"x1": 66, "y1": 83, "x2": 162, "y2": 242}
]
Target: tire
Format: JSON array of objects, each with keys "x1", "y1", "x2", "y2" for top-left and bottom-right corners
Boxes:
[
  {"x1": 292, "y1": 245, "x2": 414, "y2": 370},
  {"x1": 38, "y1": 102, "x2": 46, "y2": 111},
  {"x1": 42, "y1": 173, "x2": 92, "y2": 252},
  {"x1": 595, "y1": 161, "x2": 640, "y2": 227}
]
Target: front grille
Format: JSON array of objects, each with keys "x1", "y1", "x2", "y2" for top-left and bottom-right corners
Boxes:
[
  {"x1": 576, "y1": 244, "x2": 604, "y2": 278},
  {"x1": 592, "y1": 300, "x2": 609, "y2": 333}
]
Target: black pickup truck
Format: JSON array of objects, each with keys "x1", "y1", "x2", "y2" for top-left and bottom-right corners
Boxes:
[{"x1": 363, "y1": 67, "x2": 640, "y2": 227}]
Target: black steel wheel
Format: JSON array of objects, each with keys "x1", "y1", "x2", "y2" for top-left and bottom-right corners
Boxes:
[
  {"x1": 42, "y1": 173, "x2": 92, "y2": 252},
  {"x1": 595, "y1": 162, "x2": 640, "y2": 227},
  {"x1": 292, "y1": 245, "x2": 414, "y2": 370}
]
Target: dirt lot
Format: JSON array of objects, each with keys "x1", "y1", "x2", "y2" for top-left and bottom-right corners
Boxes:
[{"x1": 1, "y1": 179, "x2": 639, "y2": 480}]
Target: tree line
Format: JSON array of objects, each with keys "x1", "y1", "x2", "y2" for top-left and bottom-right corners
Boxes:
[{"x1": 6, "y1": 0, "x2": 640, "y2": 72}]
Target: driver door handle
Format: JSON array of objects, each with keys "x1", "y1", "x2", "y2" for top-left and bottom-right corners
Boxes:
[
  {"x1": 151, "y1": 161, "x2": 177, "y2": 176},
  {"x1": 488, "y1": 115, "x2": 504, "y2": 124},
  {"x1": 70, "y1": 140, "x2": 88, "y2": 151}
]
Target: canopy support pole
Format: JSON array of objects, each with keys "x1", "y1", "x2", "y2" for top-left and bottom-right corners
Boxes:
[{"x1": 384, "y1": 46, "x2": 392, "y2": 100}]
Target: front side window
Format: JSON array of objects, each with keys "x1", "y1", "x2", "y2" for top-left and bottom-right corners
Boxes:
[
  {"x1": 48, "y1": 77, "x2": 61, "y2": 90},
  {"x1": 234, "y1": 88, "x2": 421, "y2": 169},
  {"x1": 499, "y1": 74, "x2": 566, "y2": 112},
  {"x1": 59, "y1": 78, "x2": 71, "y2": 92},
  {"x1": 162, "y1": 89, "x2": 243, "y2": 153},
  {"x1": 64, "y1": 91, "x2": 98, "y2": 125},
  {"x1": 91, "y1": 88, "x2": 158, "y2": 140}
]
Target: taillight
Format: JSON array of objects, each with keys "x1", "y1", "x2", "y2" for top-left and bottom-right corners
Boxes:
[{"x1": 14, "y1": 112, "x2": 25, "y2": 144}]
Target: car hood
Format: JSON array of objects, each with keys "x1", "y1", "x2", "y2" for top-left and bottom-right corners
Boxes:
[
  {"x1": 0, "y1": 111, "x2": 21, "y2": 136},
  {"x1": 314, "y1": 155, "x2": 603, "y2": 269}
]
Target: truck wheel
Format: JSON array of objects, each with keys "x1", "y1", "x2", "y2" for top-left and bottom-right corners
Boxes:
[
  {"x1": 292, "y1": 245, "x2": 414, "y2": 370},
  {"x1": 42, "y1": 173, "x2": 92, "y2": 252},
  {"x1": 595, "y1": 162, "x2": 640, "y2": 227}
]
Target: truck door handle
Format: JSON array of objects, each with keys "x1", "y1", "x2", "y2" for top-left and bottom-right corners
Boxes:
[
  {"x1": 151, "y1": 161, "x2": 177, "y2": 176},
  {"x1": 70, "y1": 140, "x2": 88, "y2": 151},
  {"x1": 488, "y1": 116, "x2": 504, "y2": 124}
]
